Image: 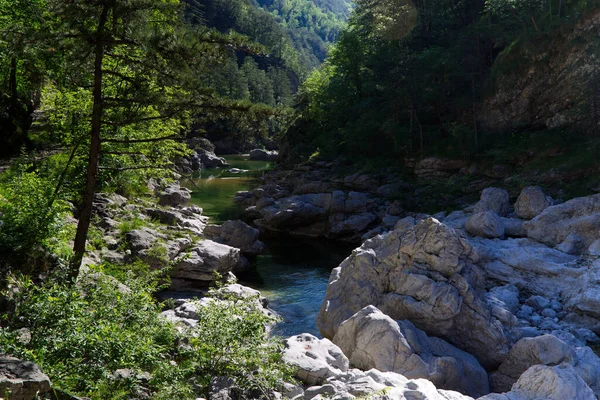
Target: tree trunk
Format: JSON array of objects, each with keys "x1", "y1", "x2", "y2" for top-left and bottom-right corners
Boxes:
[
  {"x1": 71, "y1": 3, "x2": 111, "y2": 278},
  {"x1": 9, "y1": 58, "x2": 18, "y2": 118}
]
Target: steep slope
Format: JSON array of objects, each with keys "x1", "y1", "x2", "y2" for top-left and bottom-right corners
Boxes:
[{"x1": 480, "y1": 9, "x2": 600, "y2": 133}]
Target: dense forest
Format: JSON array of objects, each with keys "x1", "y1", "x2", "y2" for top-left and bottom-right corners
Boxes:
[{"x1": 286, "y1": 0, "x2": 600, "y2": 169}]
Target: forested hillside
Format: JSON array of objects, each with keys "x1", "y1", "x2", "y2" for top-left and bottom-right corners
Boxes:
[{"x1": 286, "y1": 0, "x2": 600, "y2": 181}]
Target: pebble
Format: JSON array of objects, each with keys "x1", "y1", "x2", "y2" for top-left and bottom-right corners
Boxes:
[
  {"x1": 526, "y1": 295, "x2": 551, "y2": 311},
  {"x1": 530, "y1": 315, "x2": 543, "y2": 326},
  {"x1": 516, "y1": 305, "x2": 534, "y2": 319},
  {"x1": 550, "y1": 299, "x2": 562, "y2": 311},
  {"x1": 539, "y1": 319, "x2": 561, "y2": 330},
  {"x1": 520, "y1": 326, "x2": 541, "y2": 337},
  {"x1": 542, "y1": 308, "x2": 557, "y2": 318}
]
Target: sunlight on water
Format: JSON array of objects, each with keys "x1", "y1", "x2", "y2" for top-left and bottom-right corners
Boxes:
[{"x1": 184, "y1": 155, "x2": 271, "y2": 224}]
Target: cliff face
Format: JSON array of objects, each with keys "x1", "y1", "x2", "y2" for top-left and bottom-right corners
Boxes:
[{"x1": 480, "y1": 9, "x2": 600, "y2": 132}]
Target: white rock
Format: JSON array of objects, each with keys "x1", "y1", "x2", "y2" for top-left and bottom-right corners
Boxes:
[
  {"x1": 332, "y1": 306, "x2": 489, "y2": 397},
  {"x1": 524, "y1": 193, "x2": 600, "y2": 255},
  {"x1": 283, "y1": 333, "x2": 349, "y2": 386},
  {"x1": 474, "y1": 187, "x2": 511, "y2": 217},
  {"x1": 466, "y1": 211, "x2": 505, "y2": 238},
  {"x1": 514, "y1": 186, "x2": 553, "y2": 219},
  {"x1": 317, "y1": 218, "x2": 521, "y2": 369}
]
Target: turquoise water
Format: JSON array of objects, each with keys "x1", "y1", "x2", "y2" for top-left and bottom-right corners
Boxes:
[
  {"x1": 184, "y1": 155, "x2": 271, "y2": 224},
  {"x1": 186, "y1": 155, "x2": 353, "y2": 337},
  {"x1": 238, "y1": 234, "x2": 353, "y2": 337}
]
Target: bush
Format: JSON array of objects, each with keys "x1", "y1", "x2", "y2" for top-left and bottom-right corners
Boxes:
[
  {"x1": 0, "y1": 269, "x2": 179, "y2": 398},
  {"x1": 0, "y1": 165, "x2": 67, "y2": 254},
  {"x1": 183, "y1": 289, "x2": 294, "y2": 397},
  {"x1": 0, "y1": 266, "x2": 295, "y2": 399}
]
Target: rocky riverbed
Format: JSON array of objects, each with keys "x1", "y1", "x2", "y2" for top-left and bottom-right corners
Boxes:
[
  {"x1": 227, "y1": 159, "x2": 600, "y2": 399},
  {"x1": 5, "y1": 156, "x2": 600, "y2": 399}
]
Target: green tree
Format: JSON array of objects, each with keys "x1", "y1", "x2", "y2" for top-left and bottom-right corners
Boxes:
[
  {"x1": 0, "y1": 0, "x2": 50, "y2": 154},
  {"x1": 268, "y1": 67, "x2": 293, "y2": 107},
  {"x1": 242, "y1": 57, "x2": 276, "y2": 106},
  {"x1": 33, "y1": 0, "x2": 258, "y2": 275}
]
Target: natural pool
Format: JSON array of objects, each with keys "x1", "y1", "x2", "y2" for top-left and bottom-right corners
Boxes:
[{"x1": 184, "y1": 155, "x2": 353, "y2": 337}]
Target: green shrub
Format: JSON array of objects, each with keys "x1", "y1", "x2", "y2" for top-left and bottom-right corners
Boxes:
[
  {"x1": 0, "y1": 269, "x2": 177, "y2": 398},
  {"x1": 183, "y1": 289, "x2": 294, "y2": 396},
  {"x1": 0, "y1": 165, "x2": 67, "y2": 254},
  {"x1": 0, "y1": 266, "x2": 295, "y2": 399}
]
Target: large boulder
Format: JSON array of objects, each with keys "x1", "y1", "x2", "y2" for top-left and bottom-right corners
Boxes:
[
  {"x1": 332, "y1": 306, "x2": 489, "y2": 397},
  {"x1": 479, "y1": 364, "x2": 596, "y2": 400},
  {"x1": 158, "y1": 183, "x2": 191, "y2": 207},
  {"x1": 471, "y1": 237, "x2": 582, "y2": 299},
  {"x1": 249, "y1": 148, "x2": 278, "y2": 161},
  {"x1": 524, "y1": 193, "x2": 600, "y2": 255},
  {"x1": 304, "y1": 368, "x2": 473, "y2": 400},
  {"x1": 196, "y1": 148, "x2": 228, "y2": 168},
  {"x1": 257, "y1": 193, "x2": 331, "y2": 230},
  {"x1": 184, "y1": 137, "x2": 228, "y2": 169},
  {"x1": 466, "y1": 211, "x2": 505, "y2": 238},
  {"x1": 317, "y1": 218, "x2": 521, "y2": 369},
  {"x1": 204, "y1": 220, "x2": 264, "y2": 255},
  {"x1": 490, "y1": 334, "x2": 600, "y2": 396},
  {"x1": 489, "y1": 335, "x2": 574, "y2": 392},
  {"x1": 171, "y1": 240, "x2": 240, "y2": 281},
  {"x1": 474, "y1": 188, "x2": 511, "y2": 217},
  {"x1": 562, "y1": 258, "x2": 600, "y2": 333},
  {"x1": 0, "y1": 357, "x2": 52, "y2": 400},
  {"x1": 514, "y1": 186, "x2": 553, "y2": 219},
  {"x1": 282, "y1": 333, "x2": 349, "y2": 386}
]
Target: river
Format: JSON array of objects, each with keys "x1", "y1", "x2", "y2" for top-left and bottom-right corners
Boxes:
[{"x1": 184, "y1": 155, "x2": 352, "y2": 337}]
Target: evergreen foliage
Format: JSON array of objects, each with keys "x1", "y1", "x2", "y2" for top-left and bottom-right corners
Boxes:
[{"x1": 286, "y1": 0, "x2": 600, "y2": 163}]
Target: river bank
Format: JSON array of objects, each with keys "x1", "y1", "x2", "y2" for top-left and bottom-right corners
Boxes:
[{"x1": 4, "y1": 152, "x2": 600, "y2": 400}]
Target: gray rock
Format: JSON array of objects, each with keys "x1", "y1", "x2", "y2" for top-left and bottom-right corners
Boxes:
[
  {"x1": 282, "y1": 333, "x2": 349, "y2": 386},
  {"x1": 474, "y1": 188, "x2": 511, "y2": 217},
  {"x1": 490, "y1": 335, "x2": 575, "y2": 392},
  {"x1": 158, "y1": 183, "x2": 191, "y2": 207},
  {"x1": 501, "y1": 218, "x2": 527, "y2": 237},
  {"x1": 311, "y1": 368, "x2": 473, "y2": 400},
  {"x1": 196, "y1": 148, "x2": 228, "y2": 168},
  {"x1": 514, "y1": 186, "x2": 553, "y2": 219},
  {"x1": 525, "y1": 295, "x2": 551, "y2": 311},
  {"x1": 209, "y1": 376, "x2": 238, "y2": 400},
  {"x1": 126, "y1": 227, "x2": 165, "y2": 253},
  {"x1": 317, "y1": 218, "x2": 521, "y2": 369},
  {"x1": 542, "y1": 308, "x2": 557, "y2": 318},
  {"x1": 172, "y1": 240, "x2": 241, "y2": 282},
  {"x1": 524, "y1": 193, "x2": 600, "y2": 255},
  {"x1": 204, "y1": 220, "x2": 264, "y2": 255},
  {"x1": 509, "y1": 364, "x2": 595, "y2": 400},
  {"x1": 382, "y1": 214, "x2": 401, "y2": 229},
  {"x1": 393, "y1": 216, "x2": 416, "y2": 232},
  {"x1": 0, "y1": 356, "x2": 52, "y2": 400},
  {"x1": 471, "y1": 237, "x2": 581, "y2": 301},
  {"x1": 466, "y1": 211, "x2": 505, "y2": 238},
  {"x1": 488, "y1": 285, "x2": 520, "y2": 314},
  {"x1": 573, "y1": 346, "x2": 600, "y2": 395},
  {"x1": 332, "y1": 306, "x2": 489, "y2": 397},
  {"x1": 249, "y1": 148, "x2": 278, "y2": 161},
  {"x1": 329, "y1": 212, "x2": 377, "y2": 237},
  {"x1": 516, "y1": 305, "x2": 534, "y2": 319}
]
